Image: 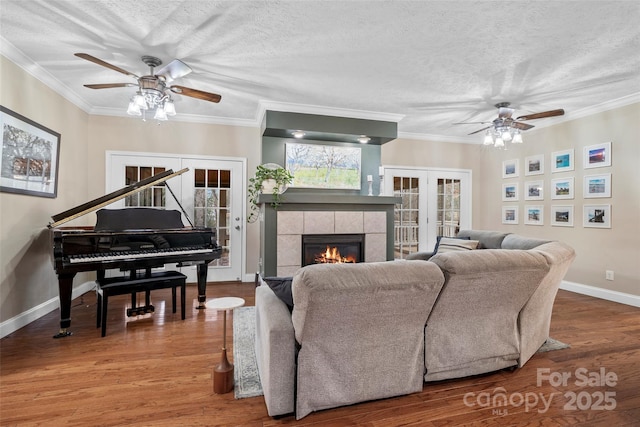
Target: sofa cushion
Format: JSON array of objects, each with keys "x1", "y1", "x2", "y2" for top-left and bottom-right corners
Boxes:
[
  {"x1": 263, "y1": 277, "x2": 294, "y2": 311},
  {"x1": 436, "y1": 237, "x2": 479, "y2": 253},
  {"x1": 457, "y1": 230, "x2": 510, "y2": 249},
  {"x1": 433, "y1": 235, "x2": 470, "y2": 254}
]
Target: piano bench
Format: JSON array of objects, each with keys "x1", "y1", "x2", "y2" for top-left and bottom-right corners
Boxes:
[{"x1": 96, "y1": 271, "x2": 188, "y2": 337}]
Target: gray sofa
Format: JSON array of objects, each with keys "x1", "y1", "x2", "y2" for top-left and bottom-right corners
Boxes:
[{"x1": 254, "y1": 230, "x2": 575, "y2": 419}]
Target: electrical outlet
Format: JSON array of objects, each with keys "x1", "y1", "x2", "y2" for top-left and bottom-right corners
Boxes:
[{"x1": 605, "y1": 270, "x2": 614, "y2": 281}]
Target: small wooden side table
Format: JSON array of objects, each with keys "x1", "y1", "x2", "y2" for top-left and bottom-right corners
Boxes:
[{"x1": 206, "y1": 297, "x2": 245, "y2": 394}]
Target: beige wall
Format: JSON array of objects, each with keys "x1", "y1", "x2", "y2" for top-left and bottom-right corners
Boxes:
[
  {"x1": 1, "y1": 56, "x2": 89, "y2": 321},
  {"x1": 383, "y1": 103, "x2": 640, "y2": 296},
  {"x1": 1, "y1": 53, "x2": 638, "y2": 329}
]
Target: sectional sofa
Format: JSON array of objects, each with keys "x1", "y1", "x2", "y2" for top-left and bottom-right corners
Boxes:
[{"x1": 254, "y1": 230, "x2": 576, "y2": 419}]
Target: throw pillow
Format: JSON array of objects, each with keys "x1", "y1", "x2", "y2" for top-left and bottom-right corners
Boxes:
[
  {"x1": 263, "y1": 276, "x2": 294, "y2": 311},
  {"x1": 436, "y1": 237, "x2": 479, "y2": 253},
  {"x1": 433, "y1": 235, "x2": 470, "y2": 254}
]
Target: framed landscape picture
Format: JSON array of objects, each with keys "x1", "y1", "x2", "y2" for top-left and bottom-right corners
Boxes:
[
  {"x1": 551, "y1": 205, "x2": 574, "y2": 227},
  {"x1": 524, "y1": 205, "x2": 544, "y2": 225},
  {"x1": 583, "y1": 173, "x2": 611, "y2": 198},
  {"x1": 524, "y1": 154, "x2": 544, "y2": 176},
  {"x1": 551, "y1": 177, "x2": 574, "y2": 199},
  {"x1": 551, "y1": 149, "x2": 574, "y2": 173},
  {"x1": 502, "y1": 159, "x2": 519, "y2": 179},
  {"x1": 502, "y1": 183, "x2": 519, "y2": 201},
  {"x1": 584, "y1": 142, "x2": 611, "y2": 169},
  {"x1": 524, "y1": 180, "x2": 544, "y2": 201},
  {"x1": 285, "y1": 142, "x2": 361, "y2": 190},
  {"x1": 502, "y1": 206, "x2": 519, "y2": 225},
  {"x1": 0, "y1": 105, "x2": 61, "y2": 198},
  {"x1": 583, "y1": 204, "x2": 611, "y2": 228}
]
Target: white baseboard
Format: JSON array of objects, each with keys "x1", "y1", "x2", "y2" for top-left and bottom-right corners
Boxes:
[
  {"x1": 0, "y1": 281, "x2": 95, "y2": 339},
  {"x1": 560, "y1": 280, "x2": 640, "y2": 308}
]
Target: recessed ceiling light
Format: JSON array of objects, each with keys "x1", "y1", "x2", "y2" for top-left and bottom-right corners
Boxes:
[
  {"x1": 357, "y1": 135, "x2": 371, "y2": 144},
  {"x1": 292, "y1": 130, "x2": 305, "y2": 138}
]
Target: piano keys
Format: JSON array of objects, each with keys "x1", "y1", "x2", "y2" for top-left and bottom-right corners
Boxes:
[{"x1": 48, "y1": 168, "x2": 221, "y2": 338}]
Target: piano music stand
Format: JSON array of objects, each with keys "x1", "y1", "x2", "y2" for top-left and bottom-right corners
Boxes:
[{"x1": 206, "y1": 297, "x2": 245, "y2": 394}]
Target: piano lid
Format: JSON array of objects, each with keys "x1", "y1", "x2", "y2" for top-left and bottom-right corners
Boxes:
[{"x1": 48, "y1": 168, "x2": 189, "y2": 229}]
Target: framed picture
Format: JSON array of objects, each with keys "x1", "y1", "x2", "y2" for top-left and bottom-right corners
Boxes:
[
  {"x1": 525, "y1": 154, "x2": 544, "y2": 176},
  {"x1": 502, "y1": 159, "x2": 519, "y2": 179},
  {"x1": 551, "y1": 205, "x2": 574, "y2": 227},
  {"x1": 502, "y1": 206, "x2": 519, "y2": 225},
  {"x1": 583, "y1": 173, "x2": 611, "y2": 198},
  {"x1": 0, "y1": 106, "x2": 61, "y2": 198},
  {"x1": 524, "y1": 180, "x2": 544, "y2": 201},
  {"x1": 286, "y1": 142, "x2": 361, "y2": 190},
  {"x1": 551, "y1": 177, "x2": 574, "y2": 200},
  {"x1": 524, "y1": 205, "x2": 544, "y2": 226},
  {"x1": 502, "y1": 183, "x2": 519, "y2": 201},
  {"x1": 583, "y1": 204, "x2": 611, "y2": 228},
  {"x1": 584, "y1": 142, "x2": 612, "y2": 169},
  {"x1": 551, "y1": 149, "x2": 574, "y2": 173}
]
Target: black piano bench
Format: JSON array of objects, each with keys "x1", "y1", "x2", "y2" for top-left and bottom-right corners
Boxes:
[{"x1": 95, "y1": 271, "x2": 187, "y2": 337}]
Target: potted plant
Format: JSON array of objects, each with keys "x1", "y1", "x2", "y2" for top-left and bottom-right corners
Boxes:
[{"x1": 247, "y1": 163, "x2": 294, "y2": 223}]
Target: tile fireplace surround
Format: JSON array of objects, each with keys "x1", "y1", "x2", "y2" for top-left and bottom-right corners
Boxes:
[{"x1": 258, "y1": 194, "x2": 400, "y2": 277}]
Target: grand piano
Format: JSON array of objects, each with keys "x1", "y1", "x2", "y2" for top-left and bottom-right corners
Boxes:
[{"x1": 48, "y1": 168, "x2": 221, "y2": 338}]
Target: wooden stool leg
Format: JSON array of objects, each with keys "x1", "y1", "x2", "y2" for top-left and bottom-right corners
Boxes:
[
  {"x1": 214, "y1": 310, "x2": 234, "y2": 393},
  {"x1": 172, "y1": 286, "x2": 177, "y2": 314},
  {"x1": 180, "y1": 283, "x2": 186, "y2": 320},
  {"x1": 101, "y1": 294, "x2": 108, "y2": 337}
]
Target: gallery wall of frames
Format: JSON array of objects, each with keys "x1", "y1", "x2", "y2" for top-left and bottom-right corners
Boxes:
[{"x1": 501, "y1": 141, "x2": 612, "y2": 228}]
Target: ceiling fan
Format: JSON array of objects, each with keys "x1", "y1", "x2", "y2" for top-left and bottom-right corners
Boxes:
[
  {"x1": 74, "y1": 53, "x2": 221, "y2": 119},
  {"x1": 455, "y1": 102, "x2": 565, "y2": 135}
]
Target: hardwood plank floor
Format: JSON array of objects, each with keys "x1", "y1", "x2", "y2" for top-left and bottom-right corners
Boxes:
[{"x1": 1, "y1": 284, "x2": 639, "y2": 426}]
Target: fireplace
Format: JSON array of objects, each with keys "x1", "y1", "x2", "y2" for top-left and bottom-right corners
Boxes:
[{"x1": 302, "y1": 234, "x2": 365, "y2": 267}]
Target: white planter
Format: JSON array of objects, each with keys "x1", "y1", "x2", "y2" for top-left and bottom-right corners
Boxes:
[{"x1": 261, "y1": 179, "x2": 288, "y2": 194}]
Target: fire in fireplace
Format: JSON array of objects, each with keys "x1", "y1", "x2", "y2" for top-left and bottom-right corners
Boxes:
[{"x1": 302, "y1": 234, "x2": 365, "y2": 267}]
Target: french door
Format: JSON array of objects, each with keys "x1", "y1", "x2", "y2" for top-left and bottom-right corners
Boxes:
[
  {"x1": 383, "y1": 167, "x2": 471, "y2": 259},
  {"x1": 107, "y1": 151, "x2": 245, "y2": 282}
]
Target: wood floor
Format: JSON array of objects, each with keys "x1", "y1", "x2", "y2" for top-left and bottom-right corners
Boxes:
[{"x1": 1, "y1": 283, "x2": 639, "y2": 426}]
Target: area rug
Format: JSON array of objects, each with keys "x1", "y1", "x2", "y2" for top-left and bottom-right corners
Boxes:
[
  {"x1": 232, "y1": 306, "x2": 569, "y2": 399},
  {"x1": 233, "y1": 306, "x2": 263, "y2": 399}
]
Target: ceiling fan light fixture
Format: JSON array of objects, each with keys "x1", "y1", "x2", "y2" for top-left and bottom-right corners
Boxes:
[
  {"x1": 163, "y1": 99, "x2": 176, "y2": 116},
  {"x1": 483, "y1": 131, "x2": 494, "y2": 145},
  {"x1": 512, "y1": 131, "x2": 523, "y2": 144},
  {"x1": 133, "y1": 92, "x2": 148, "y2": 110},
  {"x1": 126, "y1": 99, "x2": 142, "y2": 116},
  {"x1": 501, "y1": 129, "x2": 512, "y2": 142},
  {"x1": 494, "y1": 136, "x2": 505, "y2": 148},
  {"x1": 154, "y1": 106, "x2": 168, "y2": 121}
]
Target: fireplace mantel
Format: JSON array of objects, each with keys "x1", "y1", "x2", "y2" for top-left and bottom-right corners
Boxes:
[
  {"x1": 258, "y1": 193, "x2": 400, "y2": 206},
  {"x1": 258, "y1": 193, "x2": 400, "y2": 277}
]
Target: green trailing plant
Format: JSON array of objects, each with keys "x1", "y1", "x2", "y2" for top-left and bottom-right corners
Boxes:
[{"x1": 247, "y1": 163, "x2": 294, "y2": 223}]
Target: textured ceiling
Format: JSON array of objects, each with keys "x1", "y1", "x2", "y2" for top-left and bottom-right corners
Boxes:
[{"x1": 1, "y1": 1, "x2": 639, "y2": 142}]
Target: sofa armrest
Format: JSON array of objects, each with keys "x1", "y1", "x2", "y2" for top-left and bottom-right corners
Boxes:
[
  {"x1": 405, "y1": 251, "x2": 435, "y2": 261},
  {"x1": 254, "y1": 285, "x2": 296, "y2": 416}
]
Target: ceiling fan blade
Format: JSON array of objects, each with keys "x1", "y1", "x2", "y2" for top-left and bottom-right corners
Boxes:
[
  {"x1": 170, "y1": 85, "x2": 221, "y2": 103},
  {"x1": 156, "y1": 59, "x2": 192, "y2": 82},
  {"x1": 75, "y1": 53, "x2": 138, "y2": 78},
  {"x1": 468, "y1": 125, "x2": 493, "y2": 135},
  {"x1": 516, "y1": 109, "x2": 565, "y2": 120},
  {"x1": 84, "y1": 83, "x2": 137, "y2": 89},
  {"x1": 511, "y1": 122, "x2": 535, "y2": 131}
]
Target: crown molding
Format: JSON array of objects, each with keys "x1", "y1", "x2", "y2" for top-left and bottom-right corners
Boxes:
[
  {"x1": 0, "y1": 37, "x2": 93, "y2": 113},
  {"x1": 89, "y1": 106, "x2": 257, "y2": 127},
  {"x1": 257, "y1": 100, "x2": 405, "y2": 125}
]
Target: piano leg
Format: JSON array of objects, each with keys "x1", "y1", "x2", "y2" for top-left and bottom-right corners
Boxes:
[
  {"x1": 54, "y1": 273, "x2": 75, "y2": 338},
  {"x1": 196, "y1": 263, "x2": 208, "y2": 309}
]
